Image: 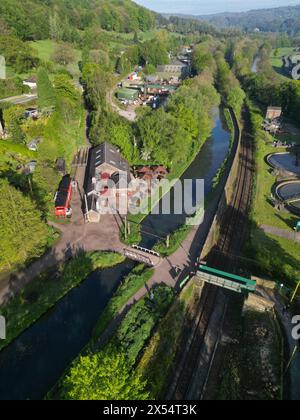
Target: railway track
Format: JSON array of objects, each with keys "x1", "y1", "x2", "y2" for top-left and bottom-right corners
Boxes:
[
  {"x1": 71, "y1": 147, "x2": 89, "y2": 181},
  {"x1": 168, "y1": 107, "x2": 254, "y2": 400}
]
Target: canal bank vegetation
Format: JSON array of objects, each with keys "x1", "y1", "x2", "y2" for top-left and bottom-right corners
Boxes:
[
  {"x1": 152, "y1": 105, "x2": 238, "y2": 258},
  {"x1": 92, "y1": 265, "x2": 153, "y2": 341},
  {"x1": 53, "y1": 284, "x2": 174, "y2": 400},
  {"x1": 153, "y1": 223, "x2": 191, "y2": 257},
  {"x1": 212, "y1": 108, "x2": 235, "y2": 191},
  {"x1": 136, "y1": 281, "x2": 196, "y2": 398},
  {"x1": 0, "y1": 251, "x2": 125, "y2": 352}
]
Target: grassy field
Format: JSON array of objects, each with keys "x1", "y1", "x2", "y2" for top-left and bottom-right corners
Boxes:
[
  {"x1": 270, "y1": 47, "x2": 300, "y2": 81},
  {"x1": 29, "y1": 40, "x2": 82, "y2": 78}
]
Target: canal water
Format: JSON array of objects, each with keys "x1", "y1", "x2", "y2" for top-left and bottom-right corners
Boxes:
[
  {"x1": 0, "y1": 107, "x2": 230, "y2": 400},
  {"x1": 252, "y1": 55, "x2": 261, "y2": 74}
]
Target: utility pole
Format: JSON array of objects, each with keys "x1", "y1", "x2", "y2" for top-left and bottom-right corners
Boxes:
[
  {"x1": 127, "y1": 220, "x2": 131, "y2": 236},
  {"x1": 166, "y1": 235, "x2": 170, "y2": 248},
  {"x1": 290, "y1": 280, "x2": 300, "y2": 305},
  {"x1": 285, "y1": 345, "x2": 298, "y2": 373},
  {"x1": 124, "y1": 216, "x2": 128, "y2": 241}
]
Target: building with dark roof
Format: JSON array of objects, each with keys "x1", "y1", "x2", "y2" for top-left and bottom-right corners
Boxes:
[
  {"x1": 157, "y1": 60, "x2": 191, "y2": 78},
  {"x1": 85, "y1": 142, "x2": 133, "y2": 222}
]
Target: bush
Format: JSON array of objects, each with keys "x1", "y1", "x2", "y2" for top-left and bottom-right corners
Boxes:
[{"x1": 92, "y1": 266, "x2": 154, "y2": 340}]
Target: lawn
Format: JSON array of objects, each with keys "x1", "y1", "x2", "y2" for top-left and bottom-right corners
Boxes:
[
  {"x1": 270, "y1": 48, "x2": 300, "y2": 81},
  {"x1": 29, "y1": 40, "x2": 82, "y2": 78}
]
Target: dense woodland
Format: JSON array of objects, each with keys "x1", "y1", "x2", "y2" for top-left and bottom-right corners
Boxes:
[
  {"x1": 185, "y1": 5, "x2": 300, "y2": 35},
  {"x1": 0, "y1": 0, "x2": 156, "y2": 40}
]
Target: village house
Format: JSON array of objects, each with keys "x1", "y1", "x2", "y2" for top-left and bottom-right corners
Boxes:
[
  {"x1": 85, "y1": 142, "x2": 134, "y2": 223},
  {"x1": 27, "y1": 138, "x2": 41, "y2": 152},
  {"x1": 23, "y1": 76, "x2": 37, "y2": 90},
  {"x1": 266, "y1": 106, "x2": 282, "y2": 121},
  {"x1": 55, "y1": 158, "x2": 66, "y2": 176},
  {"x1": 262, "y1": 106, "x2": 283, "y2": 134},
  {"x1": 157, "y1": 60, "x2": 191, "y2": 78},
  {"x1": 25, "y1": 107, "x2": 38, "y2": 120}
]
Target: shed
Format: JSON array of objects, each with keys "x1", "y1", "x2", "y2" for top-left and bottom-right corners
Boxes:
[
  {"x1": 56, "y1": 158, "x2": 66, "y2": 175},
  {"x1": 266, "y1": 107, "x2": 282, "y2": 121},
  {"x1": 27, "y1": 138, "x2": 41, "y2": 152},
  {"x1": 117, "y1": 88, "x2": 139, "y2": 102},
  {"x1": 25, "y1": 160, "x2": 37, "y2": 174}
]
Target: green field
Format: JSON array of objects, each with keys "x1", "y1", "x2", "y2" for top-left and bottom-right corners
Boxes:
[
  {"x1": 29, "y1": 40, "x2": 82, "y2": 78},
  {"x1": 270, "y1": 48, "x2": 297, "y2": 80}
]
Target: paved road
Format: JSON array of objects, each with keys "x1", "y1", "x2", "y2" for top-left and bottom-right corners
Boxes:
[
  {"x1": 261, "y1": 224, "x2": 300, "y2": 243},
  {"x1": 106, "y1": 76, "x2": 137, "y2": 122},
  {"x1": 0, "y1": 94, "x2": 37, "y2": 105}
]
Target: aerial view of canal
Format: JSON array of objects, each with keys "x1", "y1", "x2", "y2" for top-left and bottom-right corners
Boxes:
[{"x1": 0, "y1": 107, "x2": 231, "y2": 400}]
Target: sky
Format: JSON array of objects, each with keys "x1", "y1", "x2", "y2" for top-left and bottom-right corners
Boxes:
[{"x1": 133, "y1": 0, "x2": 300, "y2": 15}]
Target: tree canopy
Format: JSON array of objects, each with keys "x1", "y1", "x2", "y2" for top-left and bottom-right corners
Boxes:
[
  {"x1": 64, "y1": 350, "x2": 149, "y2": 400},
  {"x1": 0, "y1": 179, "x2": 48, "y2": 272},
  {"x1": 37, "y1": 68, "x2": 56, "y2": 110}
]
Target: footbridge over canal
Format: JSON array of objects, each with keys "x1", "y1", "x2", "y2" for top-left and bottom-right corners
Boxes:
[{"x1": 123, "y1": 245, "x2": 162, "y2": 267}]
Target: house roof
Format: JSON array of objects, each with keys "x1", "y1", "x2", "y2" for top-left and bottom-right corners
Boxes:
[
  {"x1": 92, "y1": 142, "x2": 130, "y2": 173},
  {"x1": 24, "y1": 76, "x2": 37, "y2": 83},
  {"x1": 117, "y1": 88, "x2": 139, "y2": 100},
  {"x1": 154, "y1": 166, "x2": 168, "y2": 174},
  {"x1": 137, "y1": 166, "x2": 152, "y2": 174},
  {"x1": 86, "y1": 142, "x2": 131, "y2": 195},
  {"x1": 56, "y1": 158, "x2": 66, "y2": 171},
  {"x1": 266, "y1": 107, "x2": 282, "y2": 119}
]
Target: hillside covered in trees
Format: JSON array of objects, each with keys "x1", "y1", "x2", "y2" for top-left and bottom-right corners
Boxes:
[
  {"x1": 0, "y1": 0, "x2": 156, "y2": 41},
  {"x1": 173, "y1": 5, "x2": 300, "y2": 35}
]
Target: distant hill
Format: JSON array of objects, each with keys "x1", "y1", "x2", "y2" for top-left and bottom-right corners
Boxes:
[
  {"x1": 167, "y1": 5, "x2": 300, "y2": 34},
  {"x1": 0, "y1": 0, "x2": 157, "y2": 41}
]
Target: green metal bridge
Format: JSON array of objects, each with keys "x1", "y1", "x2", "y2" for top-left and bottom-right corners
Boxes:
[{"x1": 196, "y1": 264, "x2": 256, "y2": 294}]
